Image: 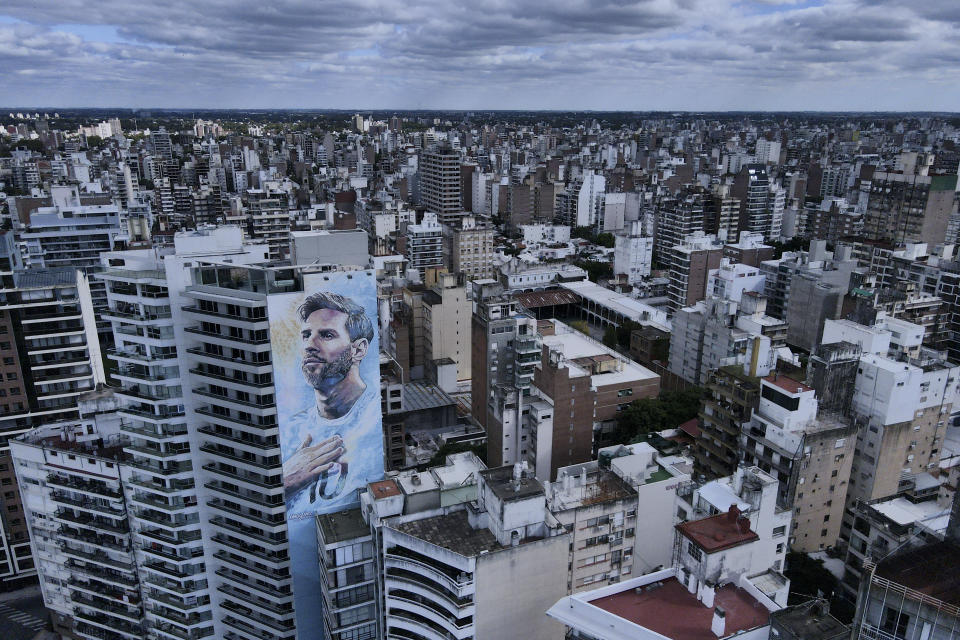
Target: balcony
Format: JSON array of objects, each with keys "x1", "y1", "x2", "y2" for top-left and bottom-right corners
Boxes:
[
  {"x1": 108, "y1": 348, "x2": 177, "y2": 364},
  {"x1": 138, "y1": 527, "x2": 202, "y2": 547},
  {"x1": 192, "y1": 388, "x2": 275, "y2": 410},
  {"x1": 214, "y1": 568, "x2": 292, "y2": 600},
  {"x1": 102, "y1": 308, "x2": 172, "y2": 324},
  {"x1": 67, "y1": 577, "x2": 138, "y2": 603},
  {"x1": 146, "y1": 605, "x2": 213, "y2": 629},
  {"x1": 220, "y1": 601, "x2": 295, "y2": 633},
  {"x1": 216, "y1": 584, "x2": 293, "y2": 616},
  {"x1": 209, "y1": 534, "x2": 288, "y2": 566},
  {"x1": 204, "y1": 481, "x2": 282, "y2": 510},
  {"x1": 198, "y1": 446, "x2": 277, "y2": 471},
  {"x1": 117, "y1": 406, "x2": 185, "y2": 423},
  {"x1": 213, "y1": 551, "x2": 289, "y2": 581},
  {"x1": 134, "y1": 508, "x2": 199, "y2": 530},
  {"x1": 73, "y1": 610, "x2": 142, "y2": 639},
  {"x1": 70, "y1": 593, "x2": 142, "y2": 622},
  {"x1": 126, "y1": 459, "x2": 192, "y2": 477},
  {"x1": 47, "y1": 474, "x2": 122, "y2": 499},
  {"x1": 195, "y1": 407, "x2": 276, "y2": 431},
  {"x1": 185, "y1": 347, "x2": 271, "y2": 370},
  {"x1": 56, "y1": 509, "x2": 127, "y2": 535},
  {"x1": 128, "y1": 476, "x2": 194, "y2": 495},
  {"x1": 131, "y1": 492, "x2": 194, "y2": 512},
  {"x1": 115, "y1": 385, "x2": 180, "y2": 403},
  {"x1": 61, "y1": 543, "x2": 135, "y2": 571},
  {"x1": 208, "y1": 517, "x2": 286, "y2": 547},
  {"x1": 222, "y1": 615, "x2": 294, "y2": 640},
  {"x1": 58, "y1": 529, "x2": 127, "y2": 555},
  {"x1": 64, "y1": 559, "x2": 138, "y2": 587},
  {"x1": 182, "y1": 306, "x2": 268, "y2": 325},
  {"x1": 201, "y1": 463, "x2": 279, "y2": 490},
  {"x1": 121, "y1": 422, "x2": 188, "y2": 441},
  {"x1": 189, "y1": 367, "x2": 272, "y2": 388},
  {"x1": 184, "y1": 327, "x2": 269, "y2": 346},
  {"x1": 206, "y1": 499, "x2": 284, "y2": 529},
  {"x1": 197, "y1": 426, "x2": 276, "y2": 451},
  {"x1": 126, "y1": 443, "x2": 190, "y2": 460}
]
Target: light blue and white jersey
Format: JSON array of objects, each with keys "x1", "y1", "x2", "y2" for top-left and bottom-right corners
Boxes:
[{"x1": 281, "y1": 385, "x2": 384, "y2": 517}]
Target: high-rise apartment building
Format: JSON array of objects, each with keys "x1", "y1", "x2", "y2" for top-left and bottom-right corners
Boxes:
[
  {"x1": 0, "y1": 261, "x2": 104, "y2": 588},
  {"x1": 419, "y1": 148, "x2": 462, "y2": 225},
  {"x1": 17, "y1": 184, "x2": 123, "y2": 342},
  {"x1": 471, "y1": 290, "x2": 541, "y2": 468},
  {"x1": 863, "y1": 172, "x2": 957, "y2": 246},
  {"x1": 405, "y1": 213, "x2": 444, "y2": 276},
  {"x1": 663, "y1": 232, "x2": 724, "y2": 313},
  {"x1": 655, "y1": 193, "x2": 705, "y2": 260},
  {"x1": 421, "y1": 272, "x2": 472, "y2": 385},
  {"x1": 11, "y1": 409, "x2": 147, "y2": 640},
  {"x1": 444, "y1": 215, "x2": 495, "y2": 281},
  {"x1": 613, "y1": 220, "x2": 653, "y2": 285},
  {"x1": 739, "y1": 374, "x2": 857, "y2": 551}
]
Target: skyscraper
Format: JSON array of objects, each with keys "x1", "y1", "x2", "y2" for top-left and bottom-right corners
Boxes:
[{"x1": 420, "y1": 147, "x2": 462, "y2": 225}]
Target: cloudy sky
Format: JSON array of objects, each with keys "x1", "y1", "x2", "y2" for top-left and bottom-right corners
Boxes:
[{"x1": 1, "y1": 0, "x2": 958, "y2": 111}]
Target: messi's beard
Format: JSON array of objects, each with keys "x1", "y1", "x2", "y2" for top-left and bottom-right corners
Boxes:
[{"x1": 302, "y1": 346, "x2": 354, "y2": 390}]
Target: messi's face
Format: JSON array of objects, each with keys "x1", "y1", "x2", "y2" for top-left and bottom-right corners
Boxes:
[{"x1": 301, "y1": 309, "x2": 354, "y2": 387}]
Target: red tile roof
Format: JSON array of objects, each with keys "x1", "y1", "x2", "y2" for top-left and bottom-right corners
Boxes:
[
  {"x1": 369, "y1": 479, "x2": 401, "y2": 499},
  {"x1": 762, "y1": 374, "x2": 812, "y2": 394},
  {"x1": 678, "y1": 418, "x2": 701, "y2": 439},
  {"x1": 676, "y1": 507, "x2": 759, "y2": 553},
  {"x1": 591, "y1": 577, "x2": 770, "y2": 639}
]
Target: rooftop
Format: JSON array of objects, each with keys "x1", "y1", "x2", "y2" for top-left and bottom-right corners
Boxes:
[
  {"x1": 541, "y1": 320, "x2": 658, "y2": 385},
  {"x1": 869, "y1": 496, "x2": 950, "y2": 531},
  {"x1": 677, "y1": 508, "x2": 759, "y2": 553},
  {"x1": 393, "y1": 382, "x2": 456, "y2": 414},
  {"x1": 769, "y1": 600, "x2": 850, "y2": 640},
  {"x1": 763, "y1": 374, "x2": 812, "y2": 395},
  {"x1": 317, "y1": 508, "x2": 369, "y2": 544},
  {"x1": 395, "y1": 510, "x2": 500, "y2": 557},
  {"x1": 559, "y1": 280, "x2": 670, "y2": 331},
  {"x1": 875, "y1": 541, "x2": 960, "y2": 608},
  {"x1": 480, "y1": 465, "x2": 545, "y2": 502},
  {"x1": 369, "y1": 479, "x2": 402, "y2": 500},
  {"x1": 591, "y1": 576, "x2": 769, "y2": 640}
]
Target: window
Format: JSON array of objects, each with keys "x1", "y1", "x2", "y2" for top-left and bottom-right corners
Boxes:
[
  {"x1": 687, "y1": 542, "x2": 702, "y2": 561},
  {"x1": 773, "y1": 526, "x2": 786, "y2": 537}
]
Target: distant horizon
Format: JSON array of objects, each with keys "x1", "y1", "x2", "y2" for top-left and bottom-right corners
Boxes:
[{"x1": 5, "y1": 107, "x2": 960, "y2": 116}]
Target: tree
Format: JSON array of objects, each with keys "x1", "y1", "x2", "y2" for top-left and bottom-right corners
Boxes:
[
  {"x1": 783, "y1": 552, "x2": 839, "y2": 605},
  {"x1": 574, "y1": 259, "x2": 612, "y2": 283},
  {"x1": 85, "y1": 135, "x2": 103, "y2": 149},
  {"x1": 570, "y1": 320, "x2": 591, "y2": 335},
  {"x1": 602, "y1": 326, "x2": 618, "y2": 349},
  {"x1": 613, "y1": 387, "x2": 704, "y2": 443},
  {"x1": 596, "y1": 232, "x2": 615, "y2": 248}
]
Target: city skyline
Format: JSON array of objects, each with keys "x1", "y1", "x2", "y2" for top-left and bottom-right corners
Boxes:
[{"x1": 4, "y1": 0, "x2": 960, "y2": 111}]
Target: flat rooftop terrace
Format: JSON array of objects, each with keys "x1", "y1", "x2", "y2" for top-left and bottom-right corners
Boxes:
[
  {"x1": 395, "y1": 510, "x2": 501, "y2": 557},
  {"x1": 591, "y1": 577, "x2": 769, "y2": 640}
]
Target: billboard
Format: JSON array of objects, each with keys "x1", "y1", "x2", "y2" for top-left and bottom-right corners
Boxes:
[{"x1": 269, "y1": 270, "x2": 384, "y2": 639}]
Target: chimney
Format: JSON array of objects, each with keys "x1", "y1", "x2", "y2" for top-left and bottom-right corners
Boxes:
[
  {"x1": 711, "y1": 606, "x2": 726, "y2": 638},
  {"x1": 727, "y1": 505, "x2": 740, "y2": 523},
  {"x1": 701, "y1": 581, "x2": 716, "y2": 608}
]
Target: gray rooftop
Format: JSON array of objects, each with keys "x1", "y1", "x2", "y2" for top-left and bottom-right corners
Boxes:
[
  {"x1": 317, "y1": 508, "x2": 369, "y2": 544},
  {"x1": 395, "y1": 382, "x2": 455, "y2": 414},
  {"x1": 480, "y1": 465, "x2": 544, "y2": 502},
  {"x1": 396, "y1": 510, "x2": 500, "y2": 557},
  {"x1": 770, "y1": 600, "x2": 850, "y2": 640}
]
